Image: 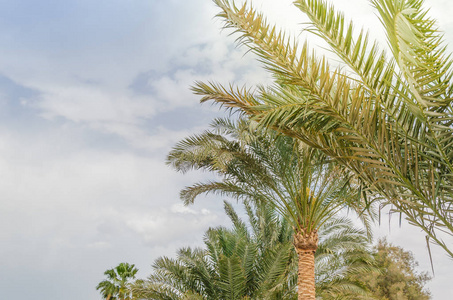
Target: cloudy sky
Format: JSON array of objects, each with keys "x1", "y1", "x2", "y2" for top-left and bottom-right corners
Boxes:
[{"x1": 1, "y1": 0, "x2": 452, "y2": 299}]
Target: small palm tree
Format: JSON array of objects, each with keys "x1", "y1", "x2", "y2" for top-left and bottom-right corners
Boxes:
[
  {"x1": 133, "y1": 200, "x2": 374, "y2": 299},
  {"x1": 97, "y1": 262, "x2": 138, "y2": 300},
  {"x1": 133, "y1": 201, "x2": 295, "y2": 299},
  {"x1": 167, "y1": 117, "x2": 373, "y2": 299},
  {"x1": 194, "y1": 0, "x2": 453, "y2": 257}
]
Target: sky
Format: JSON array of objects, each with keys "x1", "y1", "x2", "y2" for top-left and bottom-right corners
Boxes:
[{"x1": 0, "y1": 0, "x2": 452, "y2": 299}]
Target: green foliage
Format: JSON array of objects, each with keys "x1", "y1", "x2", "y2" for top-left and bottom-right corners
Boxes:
[
  {"x1": 132, "y1": 201, "x2": 374, "y2": 299},
  {"x1": 97, "y1": 262, "x2": 138, "y2": 300},
  {"x1": 167, "y1": 116, "x2": 375, "y2": 298},
  {"x1": 132, "y1": 201, "x2": 295, "y2": 299},
  {"x1": 355, "y1": 239, "x2": 432, "y2": 299},
  {"x1": 195, "y1": 0, "x2": 453, "y2": 257},
  {"x1": 167, "y1": 117, "x2": 373, "y2": 237}
]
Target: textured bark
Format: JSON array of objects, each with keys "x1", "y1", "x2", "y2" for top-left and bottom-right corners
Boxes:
[{"x1": 294, "y1": 229, "x2": 318, "y2": 300}]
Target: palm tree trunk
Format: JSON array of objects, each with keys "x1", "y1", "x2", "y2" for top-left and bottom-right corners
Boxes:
[{"x1": 294, "y1": 229, "x2": 318, "y2": 300}]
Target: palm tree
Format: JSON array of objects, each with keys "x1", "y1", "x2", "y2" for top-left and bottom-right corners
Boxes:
[
  {"x1": 133, "y1": 200, "x2": 374, "y2": 299},
  {"x1": 97, "y1": 262, "x2": 138, "y2": 300},
  {"x1": 193, "y1": 0, "x2": 453, "y2": 257},
  {"x1": 167, "y1": 118, "x2": 372, "y2": 299},
  {"x1": 134, "y1": 201, "x2": 295, "y2": 299}
]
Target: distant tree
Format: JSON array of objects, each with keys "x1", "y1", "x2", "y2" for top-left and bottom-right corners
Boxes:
[
  {"x1": 97, "y1": 262, "x2": 138, "y2": 300},
  {"x1": 356, "y1": 239, "x2": 431, "y2": 299}
]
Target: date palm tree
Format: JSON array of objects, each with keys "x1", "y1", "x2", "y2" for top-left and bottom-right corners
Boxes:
[
  {"x1": 167, "y1": 117, "x2": 372, "y2": 299},
  {"x1": 193, "y1": 0, "x2": 453, "y2": 258},
  {"x1": 133, "y1": 200, "x2": 374, "y2": 299}
]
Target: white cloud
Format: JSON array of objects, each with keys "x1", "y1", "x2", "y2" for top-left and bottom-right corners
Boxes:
[
  {"x1": 37, "y1": 85, "x2": 155, "y2": 123},
  {"x1": 171, "y1": 203, "x2": 198, "y2": 214},
  {"x1": 125, "y1": 206, "x2": 219, "y2": 244}
]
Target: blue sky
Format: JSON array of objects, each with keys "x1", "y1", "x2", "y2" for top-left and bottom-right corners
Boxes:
[{"x1": 0, "y1": 0, "x2": 452, "y2": 299}]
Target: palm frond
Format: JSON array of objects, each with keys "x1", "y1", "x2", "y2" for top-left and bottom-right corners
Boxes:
[{"x1": 201, "y1": 0, "x2": 453, "y2": 257}]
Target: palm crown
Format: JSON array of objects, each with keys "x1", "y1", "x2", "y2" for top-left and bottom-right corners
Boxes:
[
  {"x1": 168, "y1": 118, "x2": 369, "y2": 235},
  {"x1": 96, "y1": 262, "x2": 138, "y2": 300}
]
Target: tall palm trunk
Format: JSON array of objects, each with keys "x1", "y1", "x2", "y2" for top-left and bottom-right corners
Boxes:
[{"x1": 294, "y1": 229, "x2": 318, "y2": 300}]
